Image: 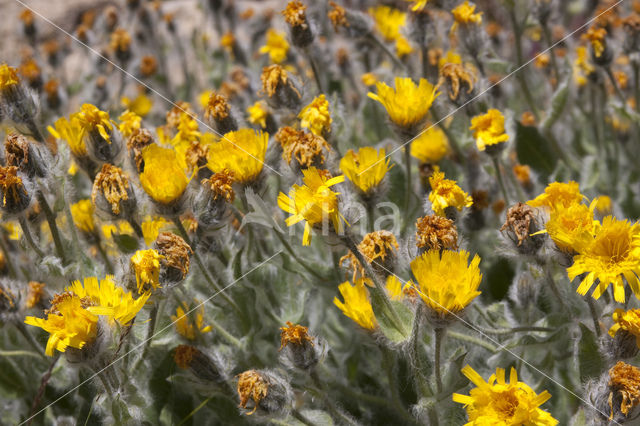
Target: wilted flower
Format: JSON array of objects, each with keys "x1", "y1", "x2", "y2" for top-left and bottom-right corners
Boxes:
[
  {"x1": 0, "y1": 166, "x2": 30, "y2": 214},
  {"x1": 91, "y1": 163, "x2": 136, "y2": 217},
  {"x1": 261, "y1": 65, "x2": 302, "y2": 109},
  {"x1": 415, "y1": 214, "x2": 458, "y2": 251},
  {"x1": 282, "y1": 1, "x2": 313, "y2": 48},
  {"x1": 237, "y1": 369, "x2": 291, "y2": 415},
  {"x1": 155, "y1": 232, "x2": 193, "y2": 283}
]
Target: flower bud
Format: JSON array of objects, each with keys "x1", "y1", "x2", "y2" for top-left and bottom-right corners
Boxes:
[
  {"x1": 328, "y1": 2, "x2": 372, "y2": 38},
  {"x1": 282, "y1": 1, "x2": 313, "y2": 48},
  {"x1": 0, "y1": 64, "x2": 40, "y2": 137},
  {"x1": 75, "y1": 104, "x2": 122, "y2": 164},
  {"x1": 155, "y1": 232, "x2": 192, "y2": 284},
  {"x1": 174, "y1": 344, "x2": 225, "y2": 383},
  {"x1": 236, "y1": 369, "x2": 292, "y2": 416},
  {"x1": 91, "y1": 164, "x2": 137, "y2": 219},
  {"x1": 204, "y1": 92, "x2": 238, "y2": 135},
  {"x1": 194, "y1": 171, "x2": 235, "y2": 227},
  {"x1": 261, "y1": 65, "x2": 302, "y2": 110},
  {"x1": 0, "y1": 165, "x2": 31, "y2": 215}
]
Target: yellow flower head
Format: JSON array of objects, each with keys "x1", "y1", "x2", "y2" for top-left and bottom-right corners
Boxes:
[
  {"x1": 545, "y1": 201, "x2": 598, "y2": 253},
  {"x1": 299, "y1": 94, "x2": 332, "y2": 136},
  {"x1": 171, "y1": 303, "x2": 212, "y2": 340},
  {"x1": 410, "y1": 249, "x2": 482, "y2": 316},
  {"x1": 339, "y1": 147, "x2": 391, "y2": 194},
  {"x1": 369, "y1": 6, "x2": 406, "y2": 41},
  {"x1": 527, "y1": 181, "x2": 584, "y2": 211},
  {"x1": 334, "y1": 279, "x2": 376, "y2": 330},
  {"x1": 583, "y1": 26, "x2": 607, "y2": 58},
  {"x1": 361, "y1": 73, "x2": 378, "y2": 86},
  {"x1": 207, "y1": 129, "x2": 268, "y2": 184},
  {"x1": 574, "y1": 46, "x2": 595, "y2": 87},
  {"x1": 259, "y1": 29, "x2": 290, "y2": 64},
  {"x1": 410, "y1": 125, "x2": 450, "y2": 163},
  {"x1": 24, "y1": 294, "x2": 98, "y2": 356},
  {"x1": 118, "y1": 110, "x2": 142, "y2": 138},
  {"x1": 368, "y1": 77, "x2": 440, "y2": 130},
  {"x1": 67, "y1": 276, "x2": 150, "y2": 326},
  {"x1": 396, "y1": 36, "x2": 414, "y2": 58},
  {"x1": 428, "y1": 167, "x2": 473, "y2": 216},
  {"x1": 73, "y1": 103, "x2": 113, "y2": 142},
  {"x1": 130, "y1": 249, "x2": 164, "y2": 293},
  {"x1": 141, "y1": 216, "x2": 169, "y2": 246},
  {"x1": 453, "y1": 365, "x2": 558, "y2": 426},
  {"x1": 451, "y1": 1, "x2": 483, "y2": 27},
  {"x1": 277, "y1": 167, "x2": 346, "y2": 246},
  {"x1": 247, "y1": 101, "x2": 269, "y2": 129},
  {"x1": 70, "y1": 199, "x2": 95, "y2": 233},
  {"x1": 594, "y1": 195, "x2": 612, "y2": 215},
  {"x1": 139, "y1": 144, "x2": 189, "y2": 204},
  {"x1": 121, "y1": 94, "x2": 152, "y2": 117},
  {"x1": 0, "y1": 64, "x2": 20, "y2": 90},
  {"x1": 48, "y1": 116, "x2": 87, "y2": 156},
  {"x1": 609, "y1": 308, "x2": 640, "y2": 349},
  {"x1": 470, "y1": 109, "x2": 509, "y2": 151},
  {"x1": 569, "y1": 216, "x2": 640, "y2": 303}
]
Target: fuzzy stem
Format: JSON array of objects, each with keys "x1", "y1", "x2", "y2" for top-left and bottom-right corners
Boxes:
[
  {"x1": 305, "y1": 48, "x2": 324, "y2": 93},
  {"x1": 291, "y1": 409, "x2": 318, "y2": 426},
  {"x1": 544, "y1": 267, "x2": 568, "y2": 312},
  {"x1": 36, "y1": 191, "x2": 67, "y2": 264},
  {"x1": 16, "y1": 322, "x2": 46, "y2": 358},
  {"x1": 382, "y1": 345, "x2": 404, "y2": 412},
  {"x1": 133, "y1": 302, "x2": 161, "y2": 371},
  {"x1": 274, "y1": 230, "x2": 326, "y2": 280},
  {"x1": 204, "y1": 316, "x2": 242, "y2": 349},
  {"x1": 541, "y1": 25, "x2": 560, "y2": 82},
  {"x1": 634, "y1": 62, "x2": 640, "y2": 113},
  {"x1": 18, "y1": 215, "x2": 44, "y2": 258},
  {"x1": 586, "y1": 297, "x2": 601, "y2": 337},
  {"x1": 95, "y1": 237, "x2": 114, "y2": 274},
  {"x1": 27, "y1": 353, "x2": 60, "y2": 426},
  {"x1": 434, "y1": 327, "x2": 446, "y2": 395},
  {"x1": 509, "y1": 8, "x2": 539, "y2": 119},
  {"x1": 448, "y1": 330, "x2": 499, "y2": 352},
  {"x1": 368, "y1": 34, "x2": 406, "y2": 71},
  {"x1": 404, "y1": 143, "x2": 413, "y2": 232},
  {"x1": 409, "y1": 304, "x2": 431, "y2": 397},
  {"x1": 492, "y1": 156, "x2": 510, "y2": 206},
  {"x1": 310, "y1": 369, "x2": 359, "y2": 426}
]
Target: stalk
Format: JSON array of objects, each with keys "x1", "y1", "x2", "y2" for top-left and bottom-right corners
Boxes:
[
  {"x1": 18, "y1": 215, "x2": 44, "y2": 258},
  {"x1": 434, "y1": 327, "x2": 446, "y2": 394},
  {"x1": 36, "y1": 191, "x2": 67, "y2": 264}
]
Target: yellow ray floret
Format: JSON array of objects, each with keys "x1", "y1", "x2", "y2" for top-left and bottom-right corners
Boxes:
[
  {"x1": 334, "y1": 279, "x2": 376, "y2": 330},
  {"x1": 368, "y1": 77, "x2": 439, "y2": 129},
  {"x1": 428, "y1": 167, "x2": 473, "y2": 216},
  {"x1": 139, "y1": 144, "x2": 189, "y2": 204},
  {"x1": 207, "y1": 129, "x2": 268, "y2": 184},
  {"x1": 339, "y1": 147, "x2": 391, "y2": 194}
]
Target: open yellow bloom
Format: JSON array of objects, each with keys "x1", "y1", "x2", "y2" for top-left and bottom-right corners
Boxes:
[
  {"x1": 207, "y1": 129, "x2": 268, "y2": 184},
  {"x1": 48, "y1": 116, "x2": 87, "y2": 156},
  {"x1": 141, "y1": 216, "x2": 169, "y2": 246},
  {"x1": 247, "y1": 101, "x2": 268, "y2": 129},
  {"x1": 334, "y1": 279, "x2": 376, "y2": 330},
  {"x1": 583, "y1": 26, "x2": 607, "y2": 58},
  {"x1": 118, "y1": 111, "x2": 141, "y2": 138},
  {"x1": 609, "y1": 308, "x2": 640, "y2": 348},
  {"x1": 410, "y1": 249, "x2": 481, "y2": 316},
  {"x1": 410, "y1": 125, "x2": 450, "y2": 164},
  {"x1": 25, "y1": 294, "x2": 98, "y2": 356},
  {"x1": 299, "y1": 94, "x2": 332, "y2": 136},
  {"x1": 130, "y1": 249, "x2": 164, "y2": 293},
  {"x1": 568, "y1": 216, "x2": 640, "y2": 303},
  {"x1": 396, "y1": 36, "x2": 414, "y2": 58},
  {"x1": 139, "y1": 144, "x2": 189, "y2": 204},
  {"x1": 67, "y1": 276, "x2": 150, "y2": 325},
  {"x1": 278, "y1": 167, "x2": 346, "y2": 246},
  {"x1": 527, "y1": 181, "x2": 584, "y2": 211},
  {"x1": 428, "y1": 167, "x2": 473, "y2": 216},
  {"x1": 451, "y1": 1, "x2": 483, "y2": 27},
  {"x1": 0, "y1": 64, "x2": 20, "y2": 90},
  {"x1": 544, "y1": 201, "x2": 598, "y2": 253},
  {"x1": 121, "y1": 94, "x2": 152, "y2": 117},
  {"x1": 369, "y1": 6, "x2": 406, "y2": 41},
  {"x1": 70, "y1": 199, "x2": 95, "y2": 233},
  {"x1": 368, "y1": 77, "x2": 439, "y2": 130},
  {"x1": 470, "y1": 109, "x2": 509, "y2": 151},
  {"x1": 259, "y1": 29, "x2": 290, "y2": 64},
  {"x1": 594, "y1": 195, "x2": 612, "y2": 215},
  {"x1": 171, "y1": 303, "x2": 212, "y2": 340},
  {"x1": 453, "y1": 365, "x2": 558, "y2": 426},
  {"x1": 74, "y1": 103, "x2": 113, "y2": 142},
  {"x1": 339, "y1": 147, "x2": 391, "y2": 194}
]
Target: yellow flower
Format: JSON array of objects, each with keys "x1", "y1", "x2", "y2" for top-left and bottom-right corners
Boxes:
[
  {"x1": 70, "y1": 199, "x2": 95, "y2": 233},
  {"x1": 410, "y1": 125, "x2": 450, "y2": 163},
  {"x1": 247, "y1": 101, "x2": 269, "y2": 129},
  {"x1": 386, "y1": 275, "x2": 404, "y2": 301},
  {"x1": 73, "y1": 103, "x2": 113, "y2": 142},
  {"x1": 171, "y1": 304, "x2": 212, "y2": 340},
  {"x1": 569, "y1": 216, "x2": 640, "y2": 303},
  {"x1": 406, "y1": 0, "x2": 428, "y2": 12},
  {"x1": 24, "y1": 294, "x2": 98, "y2": 356},
  {"x1": 139, "y1": 144, "x2": 189, "y2": 204},
  {"x1": 0, "y1": 64, "x2": 20, "y2": 90},
  {"x1": 410, "y1": 249, "x2": 481, "y2": 316},
  {"x1": 259, "y1": 29, "x2": 290, "y2": 64},
  {"x1": 527, "y1": 181, "x2": 584, "y2": 211},
  {"x1": 594, "y1": 195, "x2": 612, "y2": 215},
  {"x1": 67, "y1": 276, "x2": 150, "y2": 325},
  {"x1": 469, "y1": 109, "x2": 509, "y2": 151},
  {"x1": 339, "y1": 147, "x2": 391, "y2": 194},
  {"x1": 369, "y1": 6, "x2": 406, "y2": 41},
  {"x1": 544, "y1": 201, "x2": 598, "y2": 253},
  {"x1": 118, "y1": 110, "x2": 141, "y2": 138},
  {"x1": 453, "y1": 365, "x2": 558, "y2": 426},
  {"x1": 299, "y1": 94, "x2": 332, "y2": 136},
  {"x1": 574, "y1": 46, "x2": 595, "y2": 87},
  {"x1": 207, "y1": 129, "x2": 268, "y2": 184},
  {"x1": 130, "y1": 249, "x2": 164, "y2": 293},
  {"x1": 583, "y1": 26, "x2": 607, "y2": 58},
  {"x1": 141, "y1": 216, "x2": 169, "y2": 246},
  {"x1": 451, "y1": 1, "x2": 483, "y2": 28},
  {"x1": 121, "y1": 94, "x2": 152, "y2": 117},
  {"x1": 277, "y1": 167, "x2": 346, "y2": 246},
  {"x1": 428, "y1": 167, "x2": 473, "y2": 217},
  {"x1": 396, "y1": 36, "x2": 414, "y2": 58},
  {"x1": 368, "y1": 77, "x2": 440, "y2": 130},
  {"x1": 361, "y1": 73, "x2": 378, "y2": 86},
  {"x1": 48, "y1": 116, "x2": 87, "y2": 156},
  {"x1": 334, "y1": 279, "x2": 376, "y2": 330},
  {"x1": 4, "y1": 221, "x2": 22, "y2": 240},
  {"x1": 439, "y1": 50, "x2": 463, "y2": 68},
  {"x1": 198, "y1": 90, "x2": 213, "y2": 110},
  {"x1": 609, "y1": 308, "x2": 640, "y2": 348}
]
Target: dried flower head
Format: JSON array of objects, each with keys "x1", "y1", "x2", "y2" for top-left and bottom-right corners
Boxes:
[
  {"x1": 127, "y1": 128, "x2": 154, "y2": 172},
  {"x1": 156, "y1": 232, "x2": 193, "y2": 281},
  {"x1": 140, "y1": 55, "x2": 157, "y2": 77},
  {"x1": 91, "y1": 164, "x2": 132, "y2": 216},
  {"x1": 500, "y1": 203, "x2": 539, "y2": 247},
  {"x1": 237, "y1": 370, "x2": 269, "y2": 415},
  {"x1": 279, "y1": 321, "x2": 314, "y2": 350},
  {"x1": 261, "y1": 65, "x2": 302, "y2": 108},
  {"x1": 583, "y1": 26, "x2": 608, "y2": 58},
  {"x1": 25, "y1": 281, "x2": 46, "y2": 309},
  {"x1": 439, "y1": 63, "x2": 474, "y2": 101},
  {"x1": 416, "y1": 215, "x2": 458, "y2": 251},
  {"x1": 202, "y1": 170, "x2": 235, "y2": 203},
  {"x1": 174, "y1": 344, "x2": 198, "y2": 369},
  {"x1": 0, "y1": 165, "x2": 30, "y2": 214},
  {"x1": 608, "y1": 361, "x2": 640, "y2": 418},
  {"x1": 328, "y1": 2, "x2": 348, "y2": 31},
  {"x1": 279, "y1": 129, "x2": 330, "y2": 169}
]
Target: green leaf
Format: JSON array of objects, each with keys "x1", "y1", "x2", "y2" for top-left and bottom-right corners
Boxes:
[
  {"x1": 112, "y1": 234, "x2": 139, "y2": 253},
  {"x1": 371, "y1": 293, "x2": 414, "y2": 343},
  {"x1": 541, "y1": 78, "x2": 570, "y2": 132},
  {"x1": 442, "y1": 346, "x2": 468, "y2": 395},
  {"x1": 577, "y1": 323, "x2": 605, "y2": 381},
  {"x1": 568, "y1": 407, "x2": 587, "y2": 426},
  {"x1": 515, "y1": 122, "x2": 558, "y2": 176}
]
